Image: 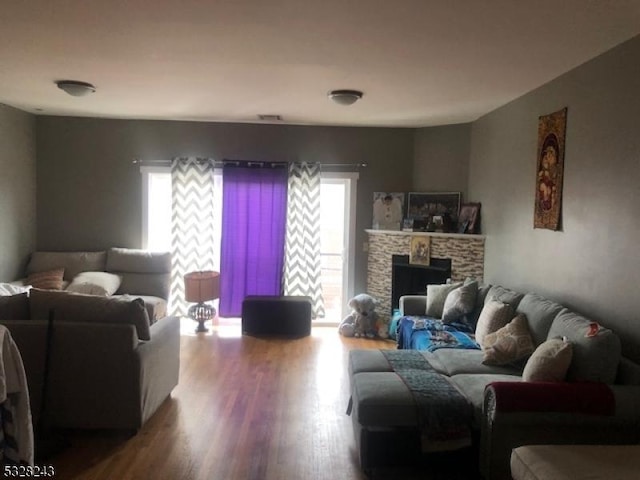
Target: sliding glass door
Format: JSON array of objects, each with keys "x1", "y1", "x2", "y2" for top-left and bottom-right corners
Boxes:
[{"x1": 141, "y1": 167, "x2": 357, "y2": 321}]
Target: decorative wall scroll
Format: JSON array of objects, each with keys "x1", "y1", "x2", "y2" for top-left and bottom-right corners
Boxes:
[{"x1": 534, "y1": 107, "x2": 567, "y2": 230}]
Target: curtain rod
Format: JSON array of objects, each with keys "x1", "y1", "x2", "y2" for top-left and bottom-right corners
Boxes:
[{"x1": 132, "y1": 158, "x2": 367, "y2": 168}]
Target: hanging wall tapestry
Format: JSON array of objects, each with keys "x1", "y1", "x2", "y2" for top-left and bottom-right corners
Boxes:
[{"x1": 534, "y1": 107, "x2": 567, "y2": 230}]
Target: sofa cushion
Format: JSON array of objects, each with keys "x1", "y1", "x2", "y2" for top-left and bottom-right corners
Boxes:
[
  {"x1": 430, "y1": 349, "x2": 522, "y2": 377},
  {"x1": 66, "y1": 271, "x2": 122, "y2": 296},
  {"x1": 0, "y1": 293, "x2": 30, "y2": 320},
  {"x1": 348, "y1": 349, "x2": 447, "y2": 377},
  {"x1": 482, "y1": 313, "x2": 535, "y2": 366},
  {"x1": 522, "y1": 337, "x2": 573, "y2": 382},
  {"x1": 26, "y1": 251, "x2": 107, "y2": 282},
  {"x1": 426, "y1": 282, "x2": 462, "y2": 318},
  {"x1": 27, "y1": 268, "x2": 65, "y2": 290},
  {"x1": 450, "y1": 373, "x2": 522, "y2": 427},
  {"x1": 136, "y1": 296, "x2": 167, "y2": 324},
  {"x1": 515, "y1": 293, "x2": 564, "y2": 347},
  {"x1": 475, "y1": 300, "x2": 513, "y2": 348},
  {"x1": 106, "y1": 248, "x2": 171, "y2": 274},
  {"x1": 351, "y1": 372, "x2": 419, "y2": 427},
  {"x1": 616, "y1": 357, "x2": 640, "y2": 385},
  {"x1": 548, "y1": 309, "x2": 621, "y2": 384},
  {"x1": 484, "y1": 285, "x2": 524, "y2": 310},
  {"x1": 106, "y1": 248, "x2": 171, "y2": 299},
  {"x1": 29, "y1": 288, "x2": 151, "y2": 341},
  {"x1": 442, "y1": 281, "x2": 478, "y2": 323}
]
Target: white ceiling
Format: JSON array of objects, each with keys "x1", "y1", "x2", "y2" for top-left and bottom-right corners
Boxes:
[{"x1": 2, "y1": 1, "x2": 639, "y2": 128}]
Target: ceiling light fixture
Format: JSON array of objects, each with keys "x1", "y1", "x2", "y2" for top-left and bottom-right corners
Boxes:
[
  {"x1": 55, "y1": 80, "x2": 96, "y2": 97},
  {"x1": 328, "y1": 89, "x2": 363, "y2": 106}
]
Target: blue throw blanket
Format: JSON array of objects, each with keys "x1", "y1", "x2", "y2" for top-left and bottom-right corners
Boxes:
[
  {"x1": 380, "y1": 350, "x2": 473, "y2": 452},
  {"x1": 397, "y1": 316, "x2": 480, "y2": 352}
]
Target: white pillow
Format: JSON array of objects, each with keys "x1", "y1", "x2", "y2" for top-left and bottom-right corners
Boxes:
[
  {"x1": 522, "y1": 338, "x2": 573, "y2": 382},
  {"x1": 0, "y1": 282, "x2": 31, "y2": 296},
  {"x1": 66, "y1": 271, "x2": 122, "y2": 296}
]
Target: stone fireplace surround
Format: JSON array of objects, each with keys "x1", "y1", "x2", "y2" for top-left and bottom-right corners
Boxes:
[{"x1": 366, "y1": 230, "x2": 485, "y2": 316}]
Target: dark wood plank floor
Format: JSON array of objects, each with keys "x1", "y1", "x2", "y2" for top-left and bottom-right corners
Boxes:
[{"x1": 46, "y1": 319, "x2": 479, "y2": 479}]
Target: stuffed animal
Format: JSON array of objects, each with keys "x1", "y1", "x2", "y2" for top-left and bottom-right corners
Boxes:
[{"x1": 339, "y1": 293, "x2": 381, "y2": 338}]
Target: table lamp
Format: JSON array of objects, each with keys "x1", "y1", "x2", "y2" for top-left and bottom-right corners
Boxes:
[{"x1": 184, "y1": 271, "x2": 220, "y2": 333}]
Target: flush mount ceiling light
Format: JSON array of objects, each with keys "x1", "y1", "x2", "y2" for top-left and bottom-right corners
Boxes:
[
  {"x1": 55, "y1": 80, "x2": 96, "y2": 97},
  {"x1": 328, "y1": 89, "x2": 363, "y2": 106}
]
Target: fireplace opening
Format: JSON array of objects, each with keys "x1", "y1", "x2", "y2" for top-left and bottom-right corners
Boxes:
[{"x1": 390, "y1": 255, "x2": 452, "y2": 314}]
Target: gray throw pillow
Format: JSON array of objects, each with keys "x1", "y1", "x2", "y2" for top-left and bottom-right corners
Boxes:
[
  {"x1": 442, "y1": 281, "x2": 478, "y2": 323},
  {"x1": 426, "y1": 282, "x2": 463, "y2": 318}
]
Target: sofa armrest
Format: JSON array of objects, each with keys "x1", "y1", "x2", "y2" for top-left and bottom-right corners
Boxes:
[
  {"x1": 480, "y1": 382, "x2": 640, "y2": 480},
  {"x1": 485, "y1": 381, "x2": 615, "y2": 417},
  {"x1": 399, "y1": 295, "x2": 427, "y2": 316},
  {"x1": 136, "y1": 315, "x2": 181, "y2": 425}
]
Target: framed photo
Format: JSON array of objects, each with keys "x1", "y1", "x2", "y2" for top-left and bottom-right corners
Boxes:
[
  {"x1": 407, "y1": 192, "x2": 461, "y2": 224},
  {"x1": 458, "y1": 202, "x2": 481, "y2": 234},
  {"x1": 372, "y1": 192, "x2": 405, "y2": 230},
  {"x1": 409, "y1": 236, "x2": 431, "y2": 266},
  {"x1": 402, "y1": 218, "x2": 414, "y2": 231},
  {"x1": 432, "y1": 215, "x2": 444, "y2": 231}
]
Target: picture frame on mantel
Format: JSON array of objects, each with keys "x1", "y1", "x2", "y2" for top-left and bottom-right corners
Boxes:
[
  {"x1": 458, "y1": 202, "x2": 481, "y2": 234},
  {"x1": 407, "y1": 192, "x2": 461, "y2": 224},
  {"x1": 372, "y1": 192, "x2": 405, "y2": 230}
]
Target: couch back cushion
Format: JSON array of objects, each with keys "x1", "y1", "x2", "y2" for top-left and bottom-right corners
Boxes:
[
  {"x1": 29, "y1": 288, "x2": 151, "y2": 341},
  {"x1": 516, "y1": 293, "x2": 564, "y2": 347},
  {"x1": 485, "y1": 285, "x2": 524, "y2": 311},
  {"x1": 0, "y1": 293, "x2": 30, "y2": 320},
  {"x1": 616, "y1": 357, "x2": 640, "y2": 385},
  {"x1": 26, "y1": 251, "x2": 107, "y2": 282},
  {"x1": 547, "y1": 309, "x2": 621, "y2": 384},
  {"x1": 106, "y1": 248, "x2": 171, "y2": 300}
]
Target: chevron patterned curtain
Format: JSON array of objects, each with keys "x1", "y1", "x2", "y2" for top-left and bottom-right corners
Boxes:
[
  {"x1": 170, "y1": 157, "x2": 216, "y2": 316},
  {"x1": 283, "y1": 162, "x2": 325, "y2": 318}
]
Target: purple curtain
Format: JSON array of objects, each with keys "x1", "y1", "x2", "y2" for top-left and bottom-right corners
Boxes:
[{"x1": 219, "y1": 165, "x2": 288, "y2": 316}]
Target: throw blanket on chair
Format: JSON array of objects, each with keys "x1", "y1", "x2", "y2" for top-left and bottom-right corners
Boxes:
[
  {"x1": 0, "y1": 326, "x2": 33, "y2": 466},
  {"x1": 381, "y1": 350, "x2": 472, "y2": 452}
]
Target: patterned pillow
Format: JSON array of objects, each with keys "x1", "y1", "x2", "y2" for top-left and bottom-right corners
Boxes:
[
  {"x1": 475, "y1": 300, "x2": 513, "y2": 348},
  {"x1": 522, "y1": 338, "x2": 573, "y2": 382},
  {"x1": 482, "y1": 313, "x2": 535, "y2": 365},
  {"x1": 425, "y1": 282, "x2": 463, "y2": 318},
  {"x1": 442, "y1": 281, "x2": 478, "y2": 323},
  {"x1": 27, "y1": 268, "x2": 65, "y2": 290}
]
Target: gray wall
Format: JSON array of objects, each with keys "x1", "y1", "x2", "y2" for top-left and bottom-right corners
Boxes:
[
  {"x1": 413, "y1": 123, "x2": 471, "y2": 199},
  {"x1": 468, "y1": 35, "x2": 640, "y2": 359},
  {"x1": 35, "y1": 118, "x2": 414, "y2": 293},
  {"x1": 0, "y1": 104, "x2": 36, "y2": 280}
]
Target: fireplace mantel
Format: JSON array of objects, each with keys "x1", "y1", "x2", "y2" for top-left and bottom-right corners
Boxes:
[
  {"x1": 365, "y1": 229, "x2": 486, "y2": 240},
  {"x1": 365, "y1": 230, "x2": 485, "y2": 315}
]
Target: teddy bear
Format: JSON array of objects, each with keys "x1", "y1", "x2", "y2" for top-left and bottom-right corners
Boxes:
[{"x1": 339, "y1": 293, "x2": 385, "y2": 338}]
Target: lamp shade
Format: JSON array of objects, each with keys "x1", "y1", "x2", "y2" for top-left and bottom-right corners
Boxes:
[{"x1": 184, "y1": 271, "x2": 220, "y2": 303}]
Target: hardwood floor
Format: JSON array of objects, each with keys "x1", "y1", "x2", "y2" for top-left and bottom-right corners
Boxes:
[{"x1": 48, "y1": 319, "x2": 399, "y2": 479}]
